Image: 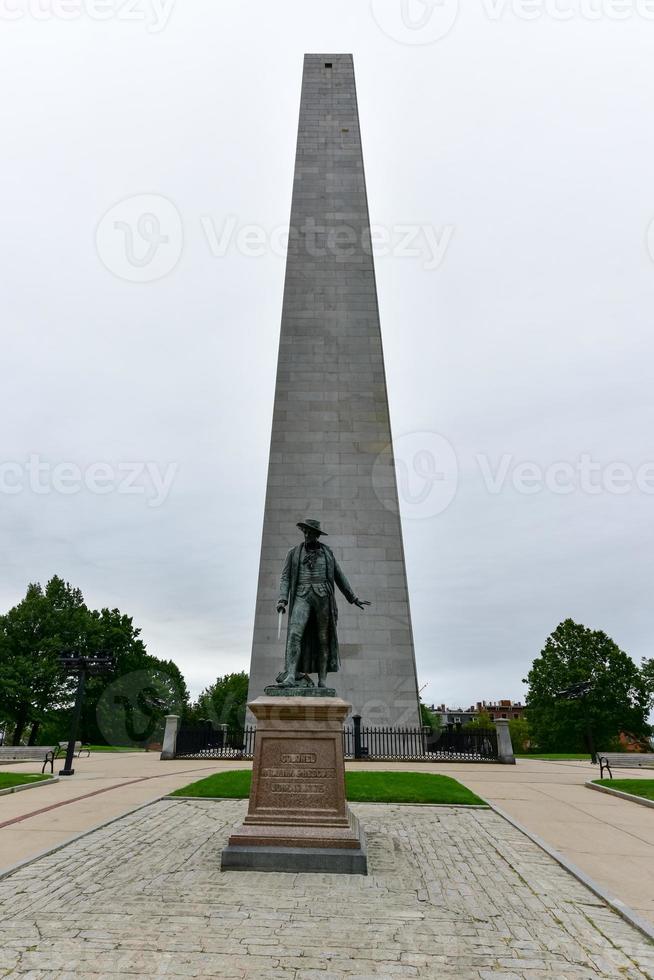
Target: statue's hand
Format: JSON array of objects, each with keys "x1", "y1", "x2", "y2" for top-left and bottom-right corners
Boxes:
[
  {"x1": 276, "y1": 601, "x2": 287, "y2": 614},
  {"x1": 354, "y1": 598, "x2": 371, "y2": 610}
]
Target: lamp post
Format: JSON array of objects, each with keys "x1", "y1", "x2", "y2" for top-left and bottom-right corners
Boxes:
[
  {"x1": 58, "y1": 652, "x2": 114, "y2": 776},
  {"x1": 556, "y1": 679, "x2": 595, "y2": 762}
]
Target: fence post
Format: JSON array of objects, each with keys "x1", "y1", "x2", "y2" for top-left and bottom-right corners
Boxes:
[
  {"x1": 421, "y1": 725, "x2": 430, "y2": 755},
  {"x1": 220, "y1": 723, "x2": 228, "y2": 747},
  {"x1": 494, "y1": 718, "x2": 515, "y2": 764},
  {"x1": 160, "y1": 715, "x2": 180, "y2": 760},
  {"x1": 353, "y1": 714, "x2": 362, "y2": 760}
]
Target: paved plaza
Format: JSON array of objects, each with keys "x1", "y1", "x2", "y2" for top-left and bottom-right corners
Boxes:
[
  {"x1": 0, "y1": 796, "x2": 653, "y2": 978},
  {"x1": 2, "y1": 754, "x2": 654, "y2": 930}
]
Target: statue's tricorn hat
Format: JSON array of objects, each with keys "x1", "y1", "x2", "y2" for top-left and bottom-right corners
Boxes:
[{"x1": 297, "y1": 518, "x2": 327, "y2": 536}]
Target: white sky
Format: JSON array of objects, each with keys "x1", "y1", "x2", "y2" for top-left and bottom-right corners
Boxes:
[{"x1": 1, "y1": 0, "x2": 653, "y2": 707}]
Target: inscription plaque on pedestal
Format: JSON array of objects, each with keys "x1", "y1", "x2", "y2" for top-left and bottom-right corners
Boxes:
[{"x1": 221, "y1": 696, "x2": 367, "y2": 874}]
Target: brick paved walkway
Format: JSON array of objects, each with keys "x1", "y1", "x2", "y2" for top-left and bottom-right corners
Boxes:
[{"x1": 0, "y1": 799, "x2": 652, "y2": 978}]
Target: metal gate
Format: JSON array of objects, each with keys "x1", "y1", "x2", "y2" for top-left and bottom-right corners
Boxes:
[{"x1": 175, "y1": 722, "x2": 256, "y2": 759}]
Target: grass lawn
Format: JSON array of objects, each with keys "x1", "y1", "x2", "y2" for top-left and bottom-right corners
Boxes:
[
  {"x1": 345, "y1": 771, "x2": 485, "y2": 805},
  {"x1": 593, "y1": 779, "x2": 654, "y2": 801},
  {"x1": 516, "y1": 753, "x2": 592, "y2": 761},
  {"x1": 0, "y1": 772, "x2": 52, "y2": 791},
  {"x1": 170, "y1": 769, "x2": 486, "y2": 806}
]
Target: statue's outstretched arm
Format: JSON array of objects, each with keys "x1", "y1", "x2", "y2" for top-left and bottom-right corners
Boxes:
[
  {"x1": 334, "y1": 558, "x2": 371, "y2": 610},
  {"x1": 333, "y1": 558, "x2": 355, "y2": 602}
]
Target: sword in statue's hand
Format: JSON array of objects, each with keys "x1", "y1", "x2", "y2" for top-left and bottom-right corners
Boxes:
[{"x1": 276, "y1": 601, "x2": 286, "y2": 640}]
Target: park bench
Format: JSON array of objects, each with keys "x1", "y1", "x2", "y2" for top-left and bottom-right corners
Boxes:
[
  {"x1": 0, "y1": 745, "x2": 57, "y2": 774},
  {"x1": 57, "y1": 741, "x2": 90, "y2": 759},
  {"x1": 598, "y1": 751, "x2": 654, "y2": 779}
]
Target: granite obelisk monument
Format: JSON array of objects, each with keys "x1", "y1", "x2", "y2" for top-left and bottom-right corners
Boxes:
[{"x1": 247, "y1": 54, "x2": 420, "y2": 727}]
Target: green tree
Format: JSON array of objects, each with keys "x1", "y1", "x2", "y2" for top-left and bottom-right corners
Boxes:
[
  {"x1": 508, "y1": 716, "x2": 531, "y2": 753},
  {"x1": 463, "y1": 710, "x2": 495, "y2": 731},
  {"x1": 524, "y1": 619, "x2": 652, "y2": 752},
  {"x1": 420, "y1": 702, "x2": 440, "y2": 730},
  {"x1": 83, "y1": 607, "x2": 189, "y2": 746},
  {"x1": 192, "y1": 672, "x2": 249, "y2": 731},
  {"x1": 0, "y1": 577, "x2": 87, "y2": 744},
  {"x1": 0, "y1": 577, "x2": 190, "y2": 747}
]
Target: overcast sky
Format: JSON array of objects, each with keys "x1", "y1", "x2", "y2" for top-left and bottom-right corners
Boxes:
[{"x1": 1, "y1": 0, "x2": 653, "y2": 708}]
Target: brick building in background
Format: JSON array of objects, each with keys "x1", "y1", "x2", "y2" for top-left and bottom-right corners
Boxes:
[{"x1": 430, "y1": 700, "x2": 526, "y2": 726}]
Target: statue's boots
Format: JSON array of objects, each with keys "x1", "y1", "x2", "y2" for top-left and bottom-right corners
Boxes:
[{"x1": 277, "y1": 672, "x2": 297, "y2": 687}]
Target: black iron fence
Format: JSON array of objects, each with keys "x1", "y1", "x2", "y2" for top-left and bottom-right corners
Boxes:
[
  {"x1": 174, "y1": 718, "x2": 498, "y2": 762},
  {"x1": 342, "y1": 723, "x2": 429, "y2": 760},
  {"x1": 342, "y1": 717, "x2": 498, "y2": 761},
  {"x1": 175, "y1": 721, "x2": 256, "y2": 759}
]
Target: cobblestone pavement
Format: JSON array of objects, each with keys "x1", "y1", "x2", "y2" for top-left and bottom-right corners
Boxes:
[{"x1": 0, "y1": 800, "x2": 652, "y2": 979}]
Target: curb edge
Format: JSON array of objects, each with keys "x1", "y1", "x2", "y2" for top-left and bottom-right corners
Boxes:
[{"x1": 489, "y1": 802, "x2": 654, "y2": 943}]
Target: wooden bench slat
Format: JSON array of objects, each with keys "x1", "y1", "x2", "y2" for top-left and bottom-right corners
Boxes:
[{"x1": 597, "y1": 752, "x2": 654, "y2": 779}]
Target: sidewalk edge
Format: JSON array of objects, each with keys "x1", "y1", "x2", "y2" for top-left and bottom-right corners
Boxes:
[
  {"x1": 0, "y1": 776, "x2": 60, "y2": 797},
  {"x1": 163, "y1": 796, "x2": 490, "y2": 807},
  {"x1": 585, "y1": 780, "x2": 654, "y2": 810},
  {"x1": 489, "y1": 802, "x2": 654, "y2": 943}
]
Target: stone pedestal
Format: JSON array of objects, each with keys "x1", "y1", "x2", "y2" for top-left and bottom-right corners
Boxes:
[
  {"x1": 221, "y1": 696, "x2": 367, "y2": 874},
  {"x1": 160, "y1": 714, "x2": 180, "y2": 760},
  {"x1": 495, "y1": 718, "x2": 516, "y2": 764}
]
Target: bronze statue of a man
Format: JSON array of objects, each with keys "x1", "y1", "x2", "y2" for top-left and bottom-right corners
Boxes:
[{"x1": 276, "y1": 519, "x2": 370, "y2": 689}]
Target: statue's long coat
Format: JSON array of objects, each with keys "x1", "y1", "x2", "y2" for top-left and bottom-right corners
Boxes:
[{"x1": 278, "y1": 542, "x2": 356, "y2": 676}]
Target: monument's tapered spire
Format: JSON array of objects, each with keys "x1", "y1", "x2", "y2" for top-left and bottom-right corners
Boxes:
[{"x1": 247, "y1": 54, "x2": 420, "y2": 726}]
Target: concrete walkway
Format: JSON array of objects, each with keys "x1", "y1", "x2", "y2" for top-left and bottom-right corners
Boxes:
[
  {"x1": 2, "y1": 754, "x2": 653, "y2": 929},
  {"x1": 0, "y1": 752, "x2": 238, "y2": 871}
]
